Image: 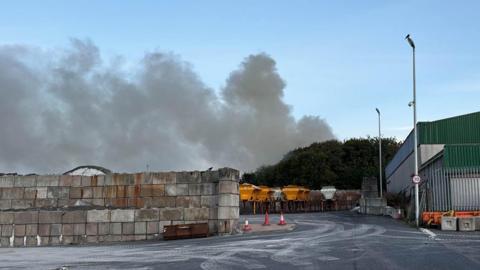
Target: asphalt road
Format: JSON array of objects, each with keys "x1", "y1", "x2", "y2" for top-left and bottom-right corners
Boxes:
[{"x1": 1, "y1": 212, "x2": 480, "y2": 270}]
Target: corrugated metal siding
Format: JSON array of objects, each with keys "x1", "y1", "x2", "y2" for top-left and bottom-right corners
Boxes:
[
  {"x1": 450, "y1": 175, "x2": 480, "y2": 211},
  {"x1": 419, "y1": 111, "x2": 480, "y2": 144},
  {"x1": 421, "y1": 162, "x2": 480, "y2": 211},
  {"x1": 421, "y1": 155, "x2": 449, "y2": 211},
  {"x1": 444, "y1": 144, "x2": 480, "y2": 168},
  {"x1": 387, "y1": 152, "x2": 415, "y2": 193},
  {"x1": 385, "y1": 131, "x2": 414, "y2": 178}
]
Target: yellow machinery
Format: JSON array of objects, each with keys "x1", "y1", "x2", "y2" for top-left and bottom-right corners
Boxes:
[
  {"x1": 282, "y1": 185, "x2": 309, "y2": 201},
  {"x1": 256, "y1": 185, "x2": 274, "y2": 202},
  {"x1": 240, "y1": 183, "x2": 260, "y2": 201},
  {"x1": 282, "y1": 185, "x2": 301, "y2": 201},
  {"x1": 299, "y1": 187, "x2": 310, "y2": 201},
  {"x1": 240, "y1": 183, "x2": 360, "y2": 213},
  {"x1": 240, "y1": 183, "x2": 261, "y2": 214},
  {"x1": 281, "y1": 185, "x2": 310, "y2": 212},
  {"x1": 240, "y1": 183, "x2": 313, "y2": 213},
  {"x1": 257, "y1": 186, "x2": 275, "y2": 213}
]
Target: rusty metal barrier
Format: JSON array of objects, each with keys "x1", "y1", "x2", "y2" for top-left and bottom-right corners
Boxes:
[{"x1": 163, "y1": 223, "x2": 209, "y2": 240}]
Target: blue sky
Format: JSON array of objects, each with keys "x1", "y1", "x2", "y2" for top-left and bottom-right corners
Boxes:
[{"x1": 1, "y1": 0, "x2": 479, "y2": 141}]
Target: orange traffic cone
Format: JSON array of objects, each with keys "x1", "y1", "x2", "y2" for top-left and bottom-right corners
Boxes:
[
  {"x1": 243, "y1": 219, "x2": 252, "y2": 231},
  {"x1": 278, "y1": 212, "x2": 287, "y2": 225},
  {"x1": 263, "y1": 211, "x2": 271, "y2": 226}
]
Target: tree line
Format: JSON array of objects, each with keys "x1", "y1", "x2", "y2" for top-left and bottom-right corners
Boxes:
[{"x1": 242, "y1": 137, "x2": 401, "y2": 190}]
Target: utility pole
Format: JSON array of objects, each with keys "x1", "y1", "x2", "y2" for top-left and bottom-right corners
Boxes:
[
  {"x1": 406, "y1": 34, "x2": 420, "y2": 227},
  {"x1": 376, "y1": 108, "x2": 383, "y2": 198}
]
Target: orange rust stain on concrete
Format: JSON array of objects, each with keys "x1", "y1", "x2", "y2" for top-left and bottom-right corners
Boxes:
[
  {"x1": 111, "y1": 198, "x2": 127, "y2": 208},
  {"x1": 126, "y1": 184, "x2": 141, "y2": 198},
  {"x1": 140, "y1": 185, "x2": 153, "y2": 197},
  {"x1": 91, "y1": 176, "x2": 98, "y2": 186},
  {"x1": 104, "y1": 186, "x2": 117, "y2": 199},
  {"x1": 126, "y1": 186, "x2": 136, "y2": 198},
  {"x1": 134, "y1": 173, "x2": 143, "y2": 185},
  {"x1": 134, "y1": 185, "x2": 141, "y2": 197},
  {"x1": 151, "y1": 184, "x2": 165, "y2": 196},
  {"x1": 117, "y1": 185, "x2": 126, "y2": 198},
  {"x1": 113, "y1": 174, "x2": 121, "y2": 185},
  {"x1": 128, "y1": 198, "x2": 144, "y2": 208}
]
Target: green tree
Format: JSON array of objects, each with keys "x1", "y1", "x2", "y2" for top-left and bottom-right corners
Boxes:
[{"x1": 245, "y1": 137, "x2": 401, "y2": 190}]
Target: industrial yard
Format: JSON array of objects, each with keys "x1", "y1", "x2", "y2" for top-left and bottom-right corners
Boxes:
[
  {"x1": 2, "y1": 1, "x2": 480, "y2": 269},
  {"x1": 2, "y1": 212, "x2": 480, "y2": 270}
]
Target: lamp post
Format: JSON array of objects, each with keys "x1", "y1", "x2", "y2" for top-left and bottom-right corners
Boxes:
[
  {"x1": 405, "y1": 34, "x2": 419, "y2": 227},
  {"x1": 375, "y1": 108, "x2": 382, "y2": 198}
]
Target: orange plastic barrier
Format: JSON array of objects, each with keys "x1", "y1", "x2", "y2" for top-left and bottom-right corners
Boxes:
[
  {"x1": 455, "y1": 211, "x2": 480, "y2": 217},
  {"x1": 422, "y1": 211, "x2": 480, "y2": 226},
  {"x1": 422, "y1": 212, "x2": 442, "y2": 225}
]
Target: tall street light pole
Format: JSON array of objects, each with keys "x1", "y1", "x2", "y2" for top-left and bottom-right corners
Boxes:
[
  {"x1": 405, "y1": 34, "x2": 419, "y2": 227},
  {"x1": 376, "y1": 108, "x2": 382, "y2": 198}
]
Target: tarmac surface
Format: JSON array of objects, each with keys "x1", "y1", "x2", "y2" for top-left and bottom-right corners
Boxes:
[{"x1": 1, "y1": 211, "x2": 480, "y2": 269}]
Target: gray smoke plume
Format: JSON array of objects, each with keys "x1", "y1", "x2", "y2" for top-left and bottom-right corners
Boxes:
[{"x1": 0, "y1": 39, "x2": 334, "y2": 174}]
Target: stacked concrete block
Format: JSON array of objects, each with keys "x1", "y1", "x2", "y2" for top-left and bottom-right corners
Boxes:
[
  {"x1": 0, "y1": 170, "x2": 233, "y2": 212},
  {"x1": 0, "y1": 208, "x2": 156, "y2": 246},
  {"x1": 149, "y1": 196, "x2": 175, "y2": 208},
  {"x1": 0, "y1": 168, "x2": 240, "y2": 246},
  {"x1": 184, "y1": 208, "x2": 209, "y2": 221},
  {"x1": 98, "y1": 222, "x2": 110, "y2": 235},
  {"x1": 441, "y1": 216, "x2": 458, "y2": 231},
  {"x1": 177, "y1": 171, "x2": 201, "y2": 184},
  {"x1": 111, "y1": 209, "x2": 134, "y2": 222},
  {"x1": 11, "y1": 199, "x2": 34, "y2": 209},
  {"x1": 361, "y1": 177, "x2": 379, "y2": 198},
  {"x1": 0, "y1": 175, "x2": 54, "y2": 210},
  {"x1": 0, "y1": 176, "x2": 15, "y2": 188},
  {"x1": 359, "y1": 197, "x2": 387, "y2": 215},
  {"x1": 159, "y1": 208, "x2": 183, "y2": 220},
  {"x1": 458, "y1": 217, "x2": 480, "y2": 231},
  {"x1": 0, "y1": 200, "x2": 11, "y2": 210},
  {"x1": 37, "y1": 175, "x2": 59, "y2": 187},
  {"x1": 216, "y1": 168, "x2": 240, "y2": 234},
  {"x1": 151, "y1": 172, "x2": 176, "y2": 185},
  {"x1": 87, "y1": 209, "x2": 110, "y2": 223},
  {"x1": 0, "y1": 212, "x2": 14, "y2": 247},
  {"x1": 14, "y1": 175, "x2": 36, "y2": 187},
  {"x1": 176, "y1": 196, "x2": 201, "y2": 208}
]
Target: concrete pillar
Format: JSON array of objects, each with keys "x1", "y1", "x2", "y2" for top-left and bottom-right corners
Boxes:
[{"x1": 216, "y1": 168, "x2": 240, "y2": 234}]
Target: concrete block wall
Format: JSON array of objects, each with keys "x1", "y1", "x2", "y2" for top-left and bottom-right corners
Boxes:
[
  {"x1": 216, "y1": 168, "x2": 240, "y2": 234},
  {"x1": 0, "y1": 168, "x2": 240, "y2": 247},
  {"x1": 359, "y1": 197, "x2": 387, "y2": 215},
  {"x1": 361, "y1": 177, "x2": 379, "y2": 198}
]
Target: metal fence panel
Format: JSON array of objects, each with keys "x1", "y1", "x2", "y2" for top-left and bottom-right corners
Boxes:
[
  {"x1": 450, "y1": 168, "x2": 480, "y2": 211},
  {"x1": 422, "y1": 165, "x2": 480, "y2": 212}
]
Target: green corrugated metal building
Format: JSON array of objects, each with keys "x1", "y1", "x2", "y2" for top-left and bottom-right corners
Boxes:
[
  {"x1": 418, "y1": 111, "x2": 480, "y2": 145},
  {"x1": 386, "y1": 111, "x2": 480, "y2": 212},
  {"x1": 443, "y1": 144, "x2": 480, "y2": 168}
]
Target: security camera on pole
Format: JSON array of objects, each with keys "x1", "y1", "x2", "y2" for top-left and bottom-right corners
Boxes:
[{"x1": 405, "y1": 34, "x2": 420, "y2": 227}]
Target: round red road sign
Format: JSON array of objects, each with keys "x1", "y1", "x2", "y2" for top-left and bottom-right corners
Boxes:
[{"x1": 412, "y1": 175, "x2": 421, "y2": 184}]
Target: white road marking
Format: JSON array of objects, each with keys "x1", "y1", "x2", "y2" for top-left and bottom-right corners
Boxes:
[{"x1": 420, "y1": 228, "x2": 437, "y2": 239}]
